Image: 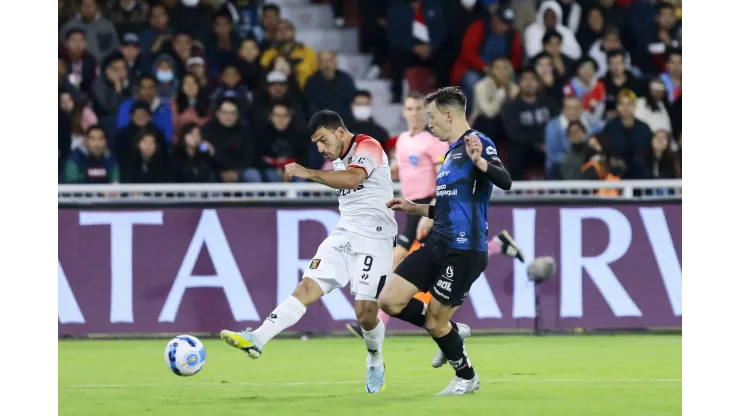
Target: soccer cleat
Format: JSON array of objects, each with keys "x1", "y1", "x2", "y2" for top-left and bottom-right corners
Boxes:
[
  {"x1": 220, "y1": 329, "x2": 263, "y2": 359},
  {"x1": 431, "y1": 323, "x2": 471, "y2": 368},
  {"x1": 346, "y1": 323, "x2": 364, "y2": 339},
  {"x1": 496, "y1": 230, "x2": 525, "y2": 263},
  {"x1": 435, "y1": 375, "x2": 480, "y2": 396},
  {"x1": 366, "y1": 364, "x2": 386, "y2": 393}
]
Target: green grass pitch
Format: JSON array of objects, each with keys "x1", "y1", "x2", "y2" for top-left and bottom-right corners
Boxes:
[{"x1": 59, "y1": 334, "x2": 681, "y2": 415}]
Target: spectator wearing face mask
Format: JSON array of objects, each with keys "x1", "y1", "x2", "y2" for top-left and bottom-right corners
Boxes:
[
  {"x1": 120, "y1": 131, "x2": 172, "y2": 183},
  {"x1": 304, "y1": 50, "x2": 357, "y2": 123},
  {"x1": 64, "y1": 125, "x2": 120, "y2": 184},
  {"x1": 170, "y1": 122, "x2": 216, "y2": 183},
  {"x1": 347, "y1": 90, "x2": 390, "y2": 146},
  {"x1": 152, "y1": 54, "x2": 179, "y2": 101}
]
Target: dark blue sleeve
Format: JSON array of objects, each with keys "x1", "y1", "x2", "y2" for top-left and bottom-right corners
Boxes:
[{"x1": 481, "y1": 137, "x2": 501, "y2": 163}]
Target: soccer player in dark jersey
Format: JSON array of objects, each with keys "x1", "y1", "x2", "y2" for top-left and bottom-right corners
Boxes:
[{"x1": 378, "y1": 86, "x2": 512, "y2": 395}]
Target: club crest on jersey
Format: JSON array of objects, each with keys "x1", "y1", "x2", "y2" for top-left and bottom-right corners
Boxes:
[
  {"x1": 309, "y1": 259, "x2": 321, "y2": 269},
  {"x1": 409, "y1": 154, "x2": 419, "y2": 167}
]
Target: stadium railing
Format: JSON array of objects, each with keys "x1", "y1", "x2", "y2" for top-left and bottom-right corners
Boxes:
[{"x1": 58, "y1": 179, "x2": 682, "y2": 204}]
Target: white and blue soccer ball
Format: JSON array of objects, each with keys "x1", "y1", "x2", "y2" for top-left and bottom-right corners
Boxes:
[{"x1": 164, "y1": 335, "x2": 206, "y2": 376}]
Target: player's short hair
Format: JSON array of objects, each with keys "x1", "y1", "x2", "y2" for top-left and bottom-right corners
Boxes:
[
  {"x1": 85, "y1": 124, "x2": 106, "y2": 138},
  {"x1": 308, "y1": 109, "x2": 347, "y2": 134},
  {"x1": 354, "y1": 90, "x2": 372, "y2": 100},
  {"x1": 263, "y1": 3, "x2": 281, "y2": 14},
  {"x1": 617, "y1": 88, "x2": 637, "y2": 102},
  {"x1": 405, "y1": 90, "x2": 425, "y2": 101},
  {"x1": 424, "y1": 87, "x2": 466, "y2": 113},
  {"x1": 542, "y1": 29, "x2": 562, "y2": 45}
]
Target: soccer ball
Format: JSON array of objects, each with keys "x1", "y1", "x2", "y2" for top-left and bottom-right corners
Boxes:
[{"x1": 164, "y1": 335, "x2": 206, "y2": 376}]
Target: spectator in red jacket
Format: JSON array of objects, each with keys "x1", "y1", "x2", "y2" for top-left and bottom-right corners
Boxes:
[
  {"x1": 563, "y1": 56, "x2": 607, "y2": 125},
  {"x1": 450, "y1": 5, "x2": 522, "y2": 109}
]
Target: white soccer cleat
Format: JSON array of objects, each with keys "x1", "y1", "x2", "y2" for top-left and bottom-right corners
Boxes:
[
  {"x1": 436, "y1": 375, "x2": 480, "y2": 396},
  {"x1": 431, "y1": 323, "x2": 471, "y2": 368}
]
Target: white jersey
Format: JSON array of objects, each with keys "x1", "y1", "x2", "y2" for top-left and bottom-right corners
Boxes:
[{"x1": 331, "y1": 134, "x2": 398, "y2": 240}]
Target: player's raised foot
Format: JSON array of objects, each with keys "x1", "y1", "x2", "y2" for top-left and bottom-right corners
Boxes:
[
  {"x1": 496, "y1": 230, "x2": 525, "y2": 263},
  {"x1": 346, "y1": 323, "x2": 364, "y2": 339},
  {"x1": 220, "y1": 329, "x2": 263, "y2": 359},
  {"x1": 435, "y1": 375, "x2": 480, "y2": 396},
  {"x1": 365, "y1": 364, "x2": 386, "y2": 393},
  {"x1": 431, "y1": 323, "x2": 471, "y2": 368}
]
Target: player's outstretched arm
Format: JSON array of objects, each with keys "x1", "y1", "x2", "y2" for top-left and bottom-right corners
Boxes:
[
  {"x1": 285, "y1": 162, "x2": 367, "y2": 189},
  {"x1": 464, "y1": 134, "x2": 512, "y2": 191},
  {"x1": 387, "y1": 198, "x2": 431, "y2": 217}
]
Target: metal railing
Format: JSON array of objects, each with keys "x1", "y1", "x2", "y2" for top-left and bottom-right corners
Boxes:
[{"x1": 58, "y1": 180, "x2": 682, "y2": 204}]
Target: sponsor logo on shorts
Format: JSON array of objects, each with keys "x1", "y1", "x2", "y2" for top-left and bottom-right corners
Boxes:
[
  {"x1": 359, "y1": 273, "x2": 370, "y2": 286},
  {"x1": 332, "y1": 243, "x2": 355, "y2": 255},
  {"x1": 432, "y1": 286, "x2": 450, "y2": 300},
  {"x1": 437, "y1": 280, "x2": 452, "y2": 292},
  {"x1": 445, "y1": 265, "x2": 455, "y2": 279},
  {"x1": 309, "y1": 259, "x2": 321, "y2": 269}
]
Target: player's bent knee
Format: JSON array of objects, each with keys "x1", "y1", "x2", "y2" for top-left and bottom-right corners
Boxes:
[
  {"x1": 291, "y1": 278, "x2": 325, "y2": 307},
  {"x1": 424, "y1": 315, "x2": 451, "y2": 338},
  {"x1": 377, "y1": 292, "x2": 404, "y2": 316}
]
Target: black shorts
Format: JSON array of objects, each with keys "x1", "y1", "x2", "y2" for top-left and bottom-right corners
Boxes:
[
  {"x1": 394, "y1": 234, "x2": 488, "y2": 306},
  {"x1": 396, "y1": 196, "x2": 433, "y2": 250}
]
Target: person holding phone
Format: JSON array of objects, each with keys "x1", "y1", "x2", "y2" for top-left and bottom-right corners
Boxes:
[{"x1": 170, "y1": 122, "x2": 216, "y2": 183}]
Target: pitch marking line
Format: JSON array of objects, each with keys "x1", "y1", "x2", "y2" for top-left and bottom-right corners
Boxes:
[{"x1": 66, "y1": 378, "x2": 681, "y2": 389}]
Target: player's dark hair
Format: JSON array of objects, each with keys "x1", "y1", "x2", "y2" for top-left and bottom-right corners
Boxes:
[
  {"x1": 308, "y1": 109, "x2": 347, "y2": 134},
  {"x1": 567, "y1": 120, "x2": 587, "y2": 134},
  {"x1": 541, "y1": 29, "x2": 562, "y2": 45},
  {"x1": 263, "y1": 4, "x2": 281, "y2": 14},
  {"x1": 424, "y1": 87, "x2": 466, "y2": 112},
  {"x1": 65, "y1": 28, "x2": 86, "y2": 40},
  {"x1": 405, "y1": 90, "x2": 425, "y2": 101},
  {"x1": 354, "y1": 90, "x2": 372, "y2": 100},
  {"x1": 85, "y1": 124, "x2": 106, "y2": 138}
]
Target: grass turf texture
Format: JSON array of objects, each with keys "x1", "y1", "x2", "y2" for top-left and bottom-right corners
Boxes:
[{"x1": 59, "y1": 335, "x2": 680, "y2": 415}]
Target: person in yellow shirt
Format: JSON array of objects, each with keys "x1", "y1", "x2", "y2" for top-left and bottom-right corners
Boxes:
[{"x1": 260, "y1": 19, "x2": 317, "y2": 90}]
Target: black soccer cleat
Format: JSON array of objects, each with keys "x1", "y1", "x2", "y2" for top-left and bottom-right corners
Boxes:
[
  {"x1": 496, "y1": 230, "x2": 525, "y2": 263},
  {"x1": 346, "y1": 323, "x2": 363, "y2": 339}
]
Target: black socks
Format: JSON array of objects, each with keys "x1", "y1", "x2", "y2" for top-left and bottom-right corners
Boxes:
[{"x1": 432, "y1": 330, "x2": 475, "y2": 380}]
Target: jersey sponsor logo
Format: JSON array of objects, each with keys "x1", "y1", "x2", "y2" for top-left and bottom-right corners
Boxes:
[
  {"x1": 336, "y1": 184, "x2": 365, "y2": 197},
  {"x1": 432, "y1": 286, "x2": 450, "y2": 300},
  {"x1": 436, "y1": 187, "x2": 458, "y2": 197},
  {"x1": 309, "y1": 259, "x2": 321, "y2": 269},
  {"x1": 456, "y1": 232, "x2": 468, "y2": 244},
  {"x1": 437, "y1": 170, "x2": 450, "y2": 179},
  {"x1": 437, "y1": 280, "x2": 452, "y2": 292},
  {"x1": 486, "y1": 146, "x2": 497, "y2": 156},
  {"x1": 354, "y1": 156, "x2": 367, "y2": 165},
  {"x1": 409, "y1": 154, "x2": 419, "y2": 167}
]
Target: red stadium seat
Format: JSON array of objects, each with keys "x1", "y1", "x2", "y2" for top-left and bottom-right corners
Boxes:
[{"x1": 405, "y1": 67, "x2": 437, "y2": 94}]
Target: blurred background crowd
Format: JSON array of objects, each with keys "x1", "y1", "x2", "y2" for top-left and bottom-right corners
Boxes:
[{"x1": 58, "y1": 0, "x2": 682, "y2": 185}]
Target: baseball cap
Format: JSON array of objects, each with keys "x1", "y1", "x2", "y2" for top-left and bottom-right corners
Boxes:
[
  {"x1": 186, "y1": 56, "x2": 206, "y2": 67},
  {"x1": 122, "y1": 33, "x2": 139, "y2": 47},
  {"x1": 266, "y1": 71, "x2": 288, "y2": 84},
  {"x1": 496, "y1": 6, "x2": 516, "y2": 24}
]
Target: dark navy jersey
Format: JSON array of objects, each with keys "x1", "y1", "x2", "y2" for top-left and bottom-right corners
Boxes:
[{"x1": 430, "y1": 129, "x2": 500, "y2": 251}]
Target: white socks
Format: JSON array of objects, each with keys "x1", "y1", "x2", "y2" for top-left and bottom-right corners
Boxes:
[
  {"x1": 252, "y1": 296, "x2": 307, "y2": 346},
  {"x1": 361, "y1": 318, "x2": 385, "y2": 368}
]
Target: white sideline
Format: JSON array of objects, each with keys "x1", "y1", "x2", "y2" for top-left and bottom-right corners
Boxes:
[{"x1": 65, "y1": 378, "x2": 681, "y2": 389}]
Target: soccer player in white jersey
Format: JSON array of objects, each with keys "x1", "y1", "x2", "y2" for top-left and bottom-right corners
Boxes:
[{"x1": 219, "y1": 110, "x2": 396, "y2": 394}]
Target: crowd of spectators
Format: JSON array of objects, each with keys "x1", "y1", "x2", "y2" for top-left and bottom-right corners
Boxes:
[{"x1": 59, "y1": 0, "x2": 681, "y2": 185}]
